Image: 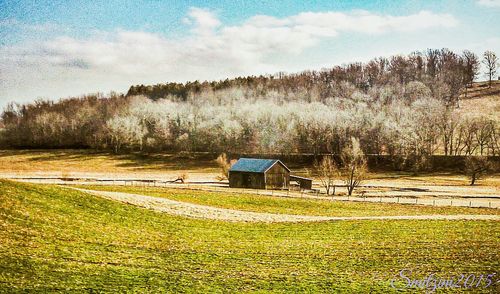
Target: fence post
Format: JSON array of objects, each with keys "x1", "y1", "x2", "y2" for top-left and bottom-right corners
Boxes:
[
  {"x1": 433, "y1": 200, "x2": 436, "y2": 206},
  {"x1": 451, "y1": 200, "x2": 453, "y2": 206},
  {"x1": 469, "y1": 201, "x2": 472, "y2": 207},
  {"x1": 489, "y1": 201, "x2": 492, "y2": 208}
]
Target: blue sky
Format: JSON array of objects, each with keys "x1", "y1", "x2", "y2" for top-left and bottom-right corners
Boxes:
[{"x1": 1, "y1": 0, "x2": 499, "y2": 106}]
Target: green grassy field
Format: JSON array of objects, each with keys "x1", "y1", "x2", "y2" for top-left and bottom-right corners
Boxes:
[
  {"x1": 1, "y1": 180, "x2": 499, "y2": 292},
  {"x1": 78, "y1": 185, "x2": 500, "y2": 217}
]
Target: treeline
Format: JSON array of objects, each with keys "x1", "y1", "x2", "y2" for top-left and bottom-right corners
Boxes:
[
  {"x1": 1, "y1": 93, "x2": 127, "y2": 148},
  {"x1": 1, "y1": 49, "x2": 499, "y2": 171},
  {"x1": 127, "y1": 48, "x2": 483, "y2": 105}
]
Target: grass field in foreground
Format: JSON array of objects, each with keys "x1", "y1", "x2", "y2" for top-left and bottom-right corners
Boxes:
[
  {"x1": 78, "y1": 185, "x2": 500, "y2": 217},
  {"x1": 1, "y1": 180, "x2": 500, "y2": 292}
]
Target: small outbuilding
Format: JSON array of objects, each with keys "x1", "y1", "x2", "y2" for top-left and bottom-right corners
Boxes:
[
  {"x1": 229, "y1": 158, "x2": 290, "y2": 190},
  {"x1": 290, "y1": 175, "x2": 313, "y2": 190}
]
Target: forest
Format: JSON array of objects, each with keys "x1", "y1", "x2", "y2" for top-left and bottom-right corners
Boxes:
[{"x1": 1, "y1": 49, "x2": 499, "y2": 170}]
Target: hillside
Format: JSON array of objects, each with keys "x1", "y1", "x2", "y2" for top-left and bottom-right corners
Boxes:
[{"x1": 460, "y1": 80, "x2": 500, "y2": 118}]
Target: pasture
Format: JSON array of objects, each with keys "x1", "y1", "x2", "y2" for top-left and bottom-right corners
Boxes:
[
  {"x1": 1, "y1": 180, "x2": 499, "y2": 292},
  {"x1": 0, "y1": 150, "x2": 499, "y2": 292}
]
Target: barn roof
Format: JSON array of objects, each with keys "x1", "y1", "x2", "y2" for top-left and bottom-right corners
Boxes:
[
  {"x1": 290, "y1": 175, "x2": 312, "y2": 181},
  {"x1": 229, "y1": 158, "x2": 290, "y2": 173}
]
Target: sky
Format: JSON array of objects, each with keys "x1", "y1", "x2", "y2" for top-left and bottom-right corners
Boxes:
[{"x1": 1, "y1": 0, "x2": 499, "y2": 107}]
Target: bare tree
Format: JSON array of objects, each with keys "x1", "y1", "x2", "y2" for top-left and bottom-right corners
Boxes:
[
  {"x1": 462, "y1": 50, "x2": 480, "y2": 98},
  {"x1": 463, "y1": 156, "x2": 491, "y2": 185},
  {"x1": 483, "y1": 51, "x2": 498, "y2": 88},
  {"x1": 106, "y1": 115, "x2": 147, "y2": 153},
  {"x1": 314, "y1": 156, "x2": 339, "y2": 195},
  {"x1": 439, "y1": 49, "x2": 466, "y2": 106},
  {"x1": 215, "y1": 153, "x2": 231, "y2": 181},
  {"x1": 439, "y1": 108, "x2": 459, "y2": 156},
  {"x1": 474, "y1": 118, "x2": 495, "y2": 155},
  {"x1": 341, "y1": 137, "x2": 368, "y2": 196},
  {"x1": 488, "y1": 127, "x2": 500, "y2": 156},
  {"x1": 457, "y1": 118, "x2": 480, "y2": 155}
]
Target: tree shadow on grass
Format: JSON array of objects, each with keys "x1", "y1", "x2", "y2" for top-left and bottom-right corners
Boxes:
[
  {"x1": 113, "y1": 153, "x2": 218, "y2": 171},
  {"x1": 0, "y1": 149, "x2": 219, "y2": 171}
]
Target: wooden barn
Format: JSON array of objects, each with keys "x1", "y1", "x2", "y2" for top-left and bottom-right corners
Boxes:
[{"x1": 228, "y1": 158, "x2": 290, "y2": 190}]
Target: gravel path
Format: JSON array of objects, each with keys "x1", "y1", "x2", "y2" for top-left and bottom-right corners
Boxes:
[{"x1": 70, "y1": 188, "x2": 500, "y2": 223}]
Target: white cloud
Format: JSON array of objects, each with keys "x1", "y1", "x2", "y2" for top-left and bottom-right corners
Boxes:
[
  {"x1": 289, "y1": 10, "x2": 457, "y2": 35},
  {"x1": 1, "y1": 8, "x2": 459, "y2": 105},
  {"x1": 477, "y1": 0, "x2": 500, "y2": 7},
  {"x1": 184, "y1": 7, "x2": 221, "y2": 36}
]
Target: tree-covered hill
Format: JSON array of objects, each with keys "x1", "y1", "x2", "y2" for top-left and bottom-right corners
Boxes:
[
  {"x1": 127, "y1": 48, "x2": 480, "y2": 105},
  {"x1": 1, "y1": 49, "x2": 498, "y2": 170}
]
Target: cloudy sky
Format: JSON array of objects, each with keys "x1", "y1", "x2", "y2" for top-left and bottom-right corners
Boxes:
[{"x1": 1, "y1": 0, "x2": 499, "y2": 107}]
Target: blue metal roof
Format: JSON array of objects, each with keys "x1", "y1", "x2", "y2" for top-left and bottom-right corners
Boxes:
[{"x1": 229, "y1": 158, "x2": 289, "y2": 173}]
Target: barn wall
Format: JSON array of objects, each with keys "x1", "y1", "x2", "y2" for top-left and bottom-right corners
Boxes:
[
  {"x1": 229, "y1": 171, "x2": 265, "y2": 189},
  {"x1": 264, "y1": 163, "x2": 289, "y2": 189}
]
